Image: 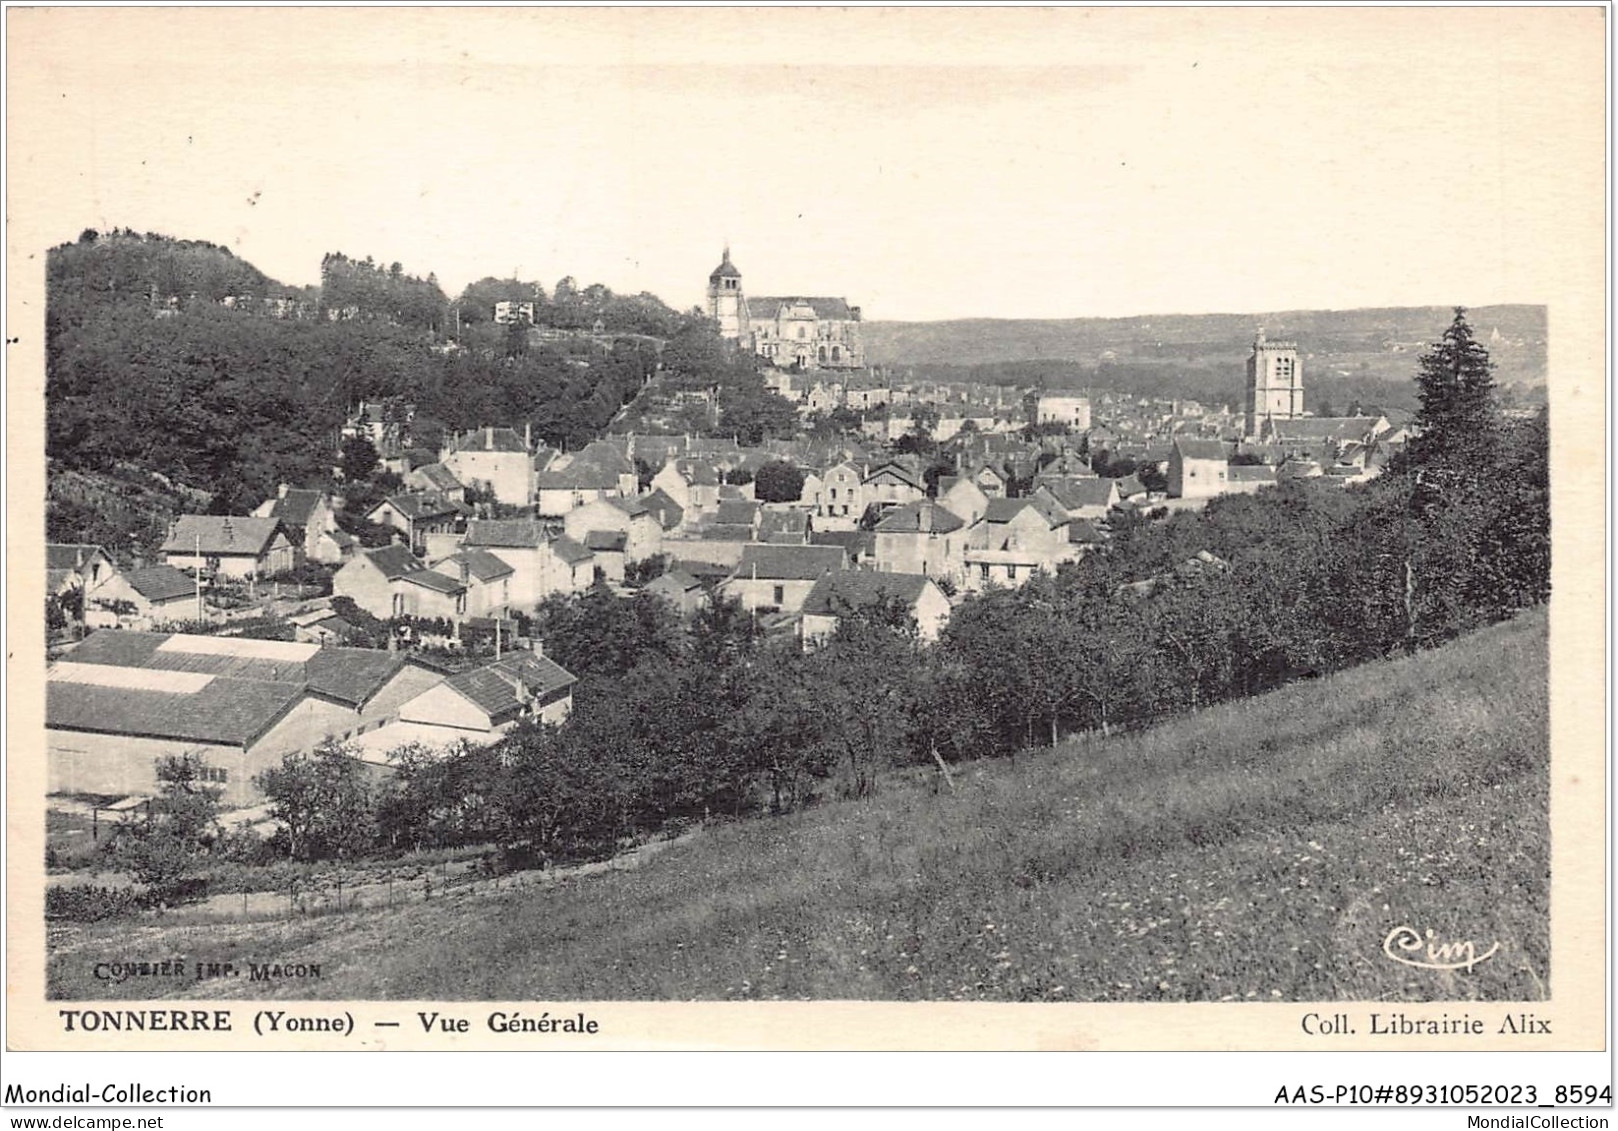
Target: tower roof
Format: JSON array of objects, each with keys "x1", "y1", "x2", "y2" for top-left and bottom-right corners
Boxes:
[{"x1": 709, "y1": 246, "x2": 742, "y2": 280}]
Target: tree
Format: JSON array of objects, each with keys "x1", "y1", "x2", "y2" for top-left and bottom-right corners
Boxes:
[
  {"x1": 105, "y1": 754, "x2": 222, "y2": 903},
  {"x1": 255, "y1": 740, "x2": 376, "y2": 861},
  {"x1": 1408, "y1": 307, "x2": 1499, "y2": 469},
  {"x1": 339, "y1": 435, "x2": 380, "y2": 482},
  {"x1": 754, "y1": 460, "x2": 807, "y2": 503}
]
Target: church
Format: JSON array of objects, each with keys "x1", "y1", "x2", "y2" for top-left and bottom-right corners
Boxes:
[
  {"x1": 1243, "y1": 329, "x2": 1304, "y2": 438},
  {"x1": 706, "y1": 248, "x2": 865, "y2": 371}
]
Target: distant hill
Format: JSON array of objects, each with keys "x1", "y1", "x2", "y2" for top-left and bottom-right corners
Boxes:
[{"x1": 864, "y1": 305, "x2": 1548, "y2": 389}]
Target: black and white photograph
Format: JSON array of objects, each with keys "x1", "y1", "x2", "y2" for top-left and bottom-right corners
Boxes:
[{"x1": 5, "y1": 5, "x2": 1607, "y2": 1077}]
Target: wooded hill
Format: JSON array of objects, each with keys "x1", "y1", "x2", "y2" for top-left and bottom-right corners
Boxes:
[{"x1": 44, "y1": 231, "x2": 704, "y2": 554}]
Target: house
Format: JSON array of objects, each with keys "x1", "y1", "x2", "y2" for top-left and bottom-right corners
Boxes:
[
  {"x1": 1034, "y1": 394, "x2": 1092, "y2": 431},
  {"x1": 862, "y1": 459, "x2": 927, "y2": 515},
  {"x1": 406, "y1": 461, "x2": 464, "y2": 496},
  {"x1": 718, "y1": 544, "x2": 848, "y2": 614},
  {"x1": 47, "y1": 543, "x2": 117, "y2": 599},
  {"x1": 1226, "y1": 464, "x2": 1280, "y2": 495},
  {"x1": 644, "y1": 568, "x2": 709, "y2": 616},
  {"x1": 427, "y1": 548, "x2": 515, "y2": 620},
  {"x1": 968, "y1": 463, "x2": 1008, "y2": 498},
  {"x1": 333, "y1": 544, "x2": 467, "y2": 621},
  {"x1": 397, "y1": 650, "x2": 578, "y2": 734},
  {"x1": 800, "y1": 571, "x2": 951, "y2": 646},
  {"x1": 648, "y1": 459, "x2": 721, "y2": 519},
  {"x1": 368, "y1": 493, "x2": 464, "y2": 555},
  {"x1": 641, "y1": 488, "x2": 686, "y2": 535},
  {"x1": 562, "y1": 496, "x2": 663, "y2": 566},
  {"x1": 160, "y1": 516, "x2": 295, "y2": 579},
  {"x1": 810, "y1": 530, "x2": 876, "y2": 568},
  {"x1": 963, "y1": 496, "x2": 1074, "y2": 591},
  {"x1": 461, "y1": 520, "x2": 595, "y2": 607},
  {"x1": 440, "y1": 426, "x2": 534, "y2": 507},
  {"x1": 84, "y1": 565, "x2": 197, "y2": 629},
  {"x1": 48, "y1": 632, "x2": 445, "y2": 804},
  {"x1": 1168, "y1": 439, "x2": 1234, "y2": 499},
  {"x1": 815, "y1": 460, "x2": 865, "y2": 523},
  {"x1": 1034, "y1": 476, "x2": 1120, "y2": 521},
  {"x1": 253, "y1": 486, "x2": 348, "y2": 564},
  {"x1": 582, "y1": 530, "x2": 628, "y2": 582},
  {"x1": 872, "y1": 500, "x2": 968, "y2": 582},
  {"x1": 758, "y1": 508, "x2": 812, "y2": 544},
  {"x1": 935, "y1": 476, "x2": 990, "y2": 527},
  {"x1": 536, "y1": 460, "x2": 622, "y2": 518}
]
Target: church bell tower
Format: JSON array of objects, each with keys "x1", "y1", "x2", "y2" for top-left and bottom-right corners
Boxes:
[
  {"x1": 706, "y1": 246, "x2": 748, "y2": 341},
  {"x1": 1244, "y1": 329, "x2": 1303, "y2": 438}
]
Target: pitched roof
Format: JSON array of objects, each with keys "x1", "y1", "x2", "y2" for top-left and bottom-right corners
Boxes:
[
  {"x1": 121, "y1": 565, "x2": 196, "y2": 603},
  {"x1": 301, "y1": 648, "x2": 410, "y2": 707},
  {"x1": 1229, "y1": 464, "x2": 1280, "y2": 483},
  {"x1": 401, "y1": 570, "x2": 467, "y2": 595},
  {"x1": 1269, "y1": 416, "x2": 1384, "y2": 442},
  {"x1": 47, "y1": 543, "x2": 110, "y2": 571},
  {"x1": 442, "y1": 653, "x2": 577, "y2": 719},
  {"x1": 411, "y1": 462, "x2": 464, "y2": 492},
  {"x1": 1172, "y1": 438, "x2": 1233, "y2": 461},
  {"x1": 160, "y1": 516, "x2": 286, "y2": 558},
  {"x1": 67, "y1": 630, "x2": 410, "y2": 708},
  {"x1": 584, "y1": 530, "x2": 628, "y2": 552},
  {"x1": 375, "y1": 493, "x2": 463, "y2": 522},
  {"x1": 432, "y1": 548, "x2": 515, "y2": 583},
  {"x1": 747, "y1": 296, "x2": 857, "y2": 320},
  {"x1": 1069, "y1": 518, "x2": 1107, "y2": 545},
  {"x1": 873, "y1": 501, "x2": 966, "y2": 535},
  {"x1": 362, "y1": 544, "x2": 427, "y2": 580},
  {"x1": 536, "y1": 465, "x2": 622, "y2": 491},
  {"x1": 444, "y1": 427, "x2": 529, "y2": 454},
  {"x1": 647, "y1": 568, "x2": 702, "y2": 594},
  {"x1": 47, "y1": 664, "x2": 305, "y2": 746},
  {"x1": 732, "y1": 544, "x2": 847, "y2": 581},
  {"x1": 810, "y1": 530, "x2": 875, "y2": 558},
  {"x1": 709, "y1": 249, "x2": 742, "y2": 279},
  {"x1": 673, "y1": 459, "x2": 721, "y2": 487},
  {"x1": 550, "y1": 535, "x2": 594, "y2": 565},
  {"x1": 863, "y1": 462, "x2": 924, "y2": 490},
  {"x1": 611, "y1": 495, "x2": 652, "y2": 519},
  {"x1": 715, "y1": 499, "x2": 761, "y2": 525},
  {"x1": 802, "y1": 571, "x2": 931, "y2": 617},
  {"x1": 464, "y1": 519, "x2": 552, "y2": 549},
  {"x1": 641, "y1": 489, "x2": 685, "y2": 530},
  {"x1": 702, "y1": 523, "x2": 757, "y2": 541},
  {"x1": 1038, "y1": 477, "x2": 1118, "y2": 511},
  {"x1": 758, "y1": 510, "x2": 809, "y2": 539},
  {"x1": 1114, "y1": 474, "x2": 1148, "y2": 498},
  {"x1": 265, "y1": 489, "x2": 326, "y2": 529}
]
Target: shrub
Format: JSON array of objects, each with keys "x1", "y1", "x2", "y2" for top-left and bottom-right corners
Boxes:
[{"x1": 45, "y1": 884, "x2": 142, "y2": 922}]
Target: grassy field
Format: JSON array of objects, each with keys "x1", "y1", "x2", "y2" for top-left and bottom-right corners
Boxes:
[{"x1": 47, "y1": 608, "x2": 1548, "y2": 1002}]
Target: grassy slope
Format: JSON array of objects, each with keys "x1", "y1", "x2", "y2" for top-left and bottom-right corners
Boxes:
[{"x1": 49, "y1": 608, "x2": 1548, "y2": 1002}]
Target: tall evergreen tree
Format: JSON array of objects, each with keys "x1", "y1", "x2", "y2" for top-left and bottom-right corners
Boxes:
[{"x1": 1409, "y1": 307, "x2": 1498, "y2": 467}]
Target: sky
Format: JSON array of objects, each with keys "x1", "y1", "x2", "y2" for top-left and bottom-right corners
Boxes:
[{"x1": 6, "y1": 7, "x2": 1604, "y2": 321}]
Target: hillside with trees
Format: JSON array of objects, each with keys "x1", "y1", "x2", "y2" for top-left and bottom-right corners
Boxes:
[{"x1": 43, "y1": 232, "x2": 699, "y2": 556}]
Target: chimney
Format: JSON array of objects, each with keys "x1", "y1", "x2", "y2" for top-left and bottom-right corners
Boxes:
[
  {"x1": 524, "y1": 422, "x2": 532, "y2": 451},
  {"x1": 278, "y1": 483, "x2": 290, "y2": 499},
  {"x1": 918, "y1": 502, "x2": 933, "y2": 534},
  {"x1": 751, "y1": 561, "x2": 758, "y2": 581},
  {"x1": 486, "y1": 426, "x2": 494, "y2": 450},
  {"x1": 460, "y1": 557, "x2": 471, "y2": 585}
]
